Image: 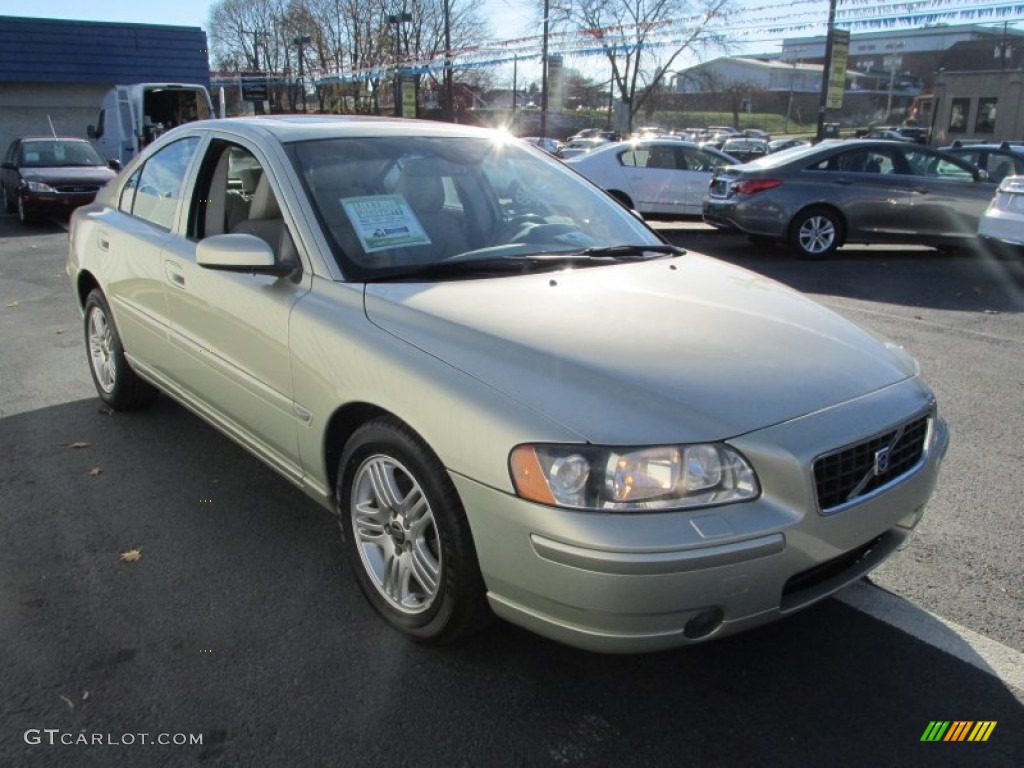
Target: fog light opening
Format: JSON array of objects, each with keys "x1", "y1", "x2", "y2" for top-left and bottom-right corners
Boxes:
[{"x1": 684, "y1": 607, "x2": 724, "y2": 640}]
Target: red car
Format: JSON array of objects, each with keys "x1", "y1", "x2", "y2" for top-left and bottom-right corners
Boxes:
[{"x1": 2, "y1": 137, "x2": 118, "y2": 225}]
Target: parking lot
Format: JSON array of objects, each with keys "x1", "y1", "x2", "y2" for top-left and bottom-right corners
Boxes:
[{"x1": 1, "y1": 213, "x2": 1022, "y2": 767}]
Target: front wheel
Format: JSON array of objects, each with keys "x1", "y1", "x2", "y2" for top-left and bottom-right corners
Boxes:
[
  {"x1": 337, "y1": 417, "x2": 490, "y2": 643},
  {"x1": 789, "y1": 207, "x2": 842, "y2": 259},
  {"x1": 17, "y1": 194, "x2": 35, "y2": 225},
  {"x1": 83, "y1": 289, "x2": 158, "y2": 410}
]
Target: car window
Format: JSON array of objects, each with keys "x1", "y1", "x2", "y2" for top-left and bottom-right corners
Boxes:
[
  {"x1": 193, "y1": 141, "x2": 290, "y2": 258},
  {"x1": 903, "y1": 149, "x2": 974, "y2": 180},
  {"x1": 683, "y1": 148, "x2": 729, "y2": 172},
  {"x1": 811, "y1": 149, "x2": 895, "y2": 174},
  {"x1": 127, "y1": 137, "x2": 202, "y2": 230}
]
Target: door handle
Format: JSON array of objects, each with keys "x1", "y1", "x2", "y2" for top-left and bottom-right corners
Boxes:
[
  {"x1": 164, "y1": 261, "x2": 185, "y2": 288},
  {"x1": 913, "y1": 187, "x2": 930, "y2": 194},
  {"x1": 834, "y1": 178, "x2": 853, "y2": 185}
]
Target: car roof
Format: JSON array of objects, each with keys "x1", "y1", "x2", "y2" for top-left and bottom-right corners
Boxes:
[
  {"x1": 17, "y1": 136, "x2": 92, "y2": 142},
  {"x1": 941, "y1": 142, "x2": 1024, "y2": 154},
  {"x1": 166, "y1": 115, "x2": 499, "y2": 144}
]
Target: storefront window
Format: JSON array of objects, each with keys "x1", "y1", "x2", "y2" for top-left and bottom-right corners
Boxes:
[
  {"x1": 948, "y1": 98, "x2": 970, "y2": 134},
  {"x1": 975, "y1": 98, "x2": 997, "y2": 134}
]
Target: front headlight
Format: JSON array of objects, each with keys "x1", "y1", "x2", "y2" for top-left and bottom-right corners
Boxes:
[
  {"x1": 24, "y1": 180, "x2": 56, "y2": 193},
  {"x1": 509, "y1": 443, "x2": 760, "y2": 512}
]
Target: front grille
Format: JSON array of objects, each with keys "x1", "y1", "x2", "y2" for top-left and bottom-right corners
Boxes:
[
  {"x1": 54, "y1": 185, "x2": 100, "y2": 194},
  {"x1": 813, "y1": 412, "x2": 930, "y2": 513}
]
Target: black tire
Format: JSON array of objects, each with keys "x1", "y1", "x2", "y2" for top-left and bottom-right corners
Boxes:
[
  {"x1": 337, "y1": 416, "x2": 490, "y2": 643},
  {"x1": 16, "y1": 194, "x2": 36, "y2": 225},
  {"x1": 788, "y1": 207, "x2": 842, "y2": 259},
  {"x1": 83, "y1": 289, "x2": 158, "y2": 410},
  {"x1": 2, "y1": 186, "x2": 15, "y2": 214}
]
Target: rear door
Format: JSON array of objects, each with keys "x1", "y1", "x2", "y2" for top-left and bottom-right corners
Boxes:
[
  {"x1": 808, "y1": 146, "x2": 912, "y2": 241},
  {"x1": 621, "y1": 142, "x2": 684, "y2": 214},
  {"x1": 92, "y1": 135, "x2": 203, "y2": 380}
]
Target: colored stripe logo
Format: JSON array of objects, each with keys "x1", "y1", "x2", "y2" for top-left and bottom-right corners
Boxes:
[{"x1": 921, "y1": 721, "x2": 997, "y2": 742}]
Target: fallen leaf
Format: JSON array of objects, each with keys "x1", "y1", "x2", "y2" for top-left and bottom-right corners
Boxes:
[
  {"x1": 82, "y1": 691, "x2": 90, "y2": 701},
  {"x1": 87, "y1": 467, "x2": 103, "y2": 477},
  {"x1": 6, "y1": 301, "x2": 19, "y2": 308},
  {"x1": 1001, "y1": 586, "x2": 1017, "y2": 599},
  {"x1": 63, "y1": 441, "x2": 91, "y2": 449},
  {"x1": 97, "y1": 407, "x2": 114, "y2": 416},
  {"x1": 56, "y1": 328, "x2": 66, "y2": 335},
  {"x1": 972, "y1": 286, "x2": 983, "y2": 295},
  {"x1": 913, "y1": 315, "x2": 923, "y2": 320},
  {"x1": 119, "y1": 548, "x2": 142, "y2": 563},
  {"x1": 59, "y1": 694, "x2": 74, "y2": 711}
]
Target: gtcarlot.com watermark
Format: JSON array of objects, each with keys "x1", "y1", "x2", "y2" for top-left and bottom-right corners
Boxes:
[{"x1": 24, "y1": 729, "x2": 202, "y2": 747}]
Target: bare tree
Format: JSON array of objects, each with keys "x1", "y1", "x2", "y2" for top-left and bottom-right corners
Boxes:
[
  {"x1": 210, "y1": 0, "x2": 487, "y2": 117},
  {"x1": 552, "y1": 0, "x2": 733, "y2": 134}
]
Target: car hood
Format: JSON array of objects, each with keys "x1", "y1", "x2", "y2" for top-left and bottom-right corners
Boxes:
[
  {"x1": 19, "y1": 166, "x2": 116, "y2": 185},
  {"x1": 364, "y1": 254, "x2": 913, "y2": 444}
]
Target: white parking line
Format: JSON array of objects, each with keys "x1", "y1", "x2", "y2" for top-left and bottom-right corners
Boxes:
[{"x1": 838, "y1": 580, "x2": 1023, "y2": 695}]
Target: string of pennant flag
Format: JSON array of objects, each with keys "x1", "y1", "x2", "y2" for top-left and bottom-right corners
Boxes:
[{"x1": 288, "y1": 0, "x2": 1024, "y2": 85}]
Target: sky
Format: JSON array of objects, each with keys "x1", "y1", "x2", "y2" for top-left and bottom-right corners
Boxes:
[{"x1": 5, "y1": 1, "x2": 1020, "y2": 88}]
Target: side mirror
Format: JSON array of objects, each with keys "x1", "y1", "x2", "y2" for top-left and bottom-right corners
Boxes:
[
  {"x1": 196, "y1": 234, "x2": 294, "y2": 276},
  {"x1": 87, "y1": 125, "x2": 97, "y2": 139},
  {"x1": 976, "y1": 169, "x2": 990, "y2": 183},
  {"x1": 0, "y1": 161, "x2": 14, "y2": 170},
  {"x1": 107, "y1": 158, "x2": 122, "y2": 171}
]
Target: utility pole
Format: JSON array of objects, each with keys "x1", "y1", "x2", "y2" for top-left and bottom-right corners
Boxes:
[
  {"x1": 443, "y1": 0, "x2": 453, "y2": 121},
  {"x1": 540, "y1": 0, "x2": 550, "y2": 138},
  {"x1": 816, "y1": 0, "x2": 838, "y2": 141}
]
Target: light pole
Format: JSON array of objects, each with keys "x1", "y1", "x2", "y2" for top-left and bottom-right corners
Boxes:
[
  {"x1": 387, "y1": 10, "x2": 413, "y2": 117},
  {"x1": 293, "y1": 35, "x2": 312, "y2": 113},
  {"x1": 884, "y1": 42, "x2": 905, "y2": 123}
]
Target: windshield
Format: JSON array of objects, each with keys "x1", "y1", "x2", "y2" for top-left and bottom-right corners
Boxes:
[
  {"x1": 289, "y1": 135, "x2": 662, "y2": 281},
  {"x1": 20, "y1": 140, "x2": 106, "y2": 167}
]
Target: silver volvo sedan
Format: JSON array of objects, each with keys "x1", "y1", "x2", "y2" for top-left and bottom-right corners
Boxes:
[{"x1": 68, "y1": 117, "x2": 948, "y2": 652}]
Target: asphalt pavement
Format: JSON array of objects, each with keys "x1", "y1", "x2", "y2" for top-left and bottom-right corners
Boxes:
[{"x1": 1, "y1": 214, "x2": 1021, "y2": 767}]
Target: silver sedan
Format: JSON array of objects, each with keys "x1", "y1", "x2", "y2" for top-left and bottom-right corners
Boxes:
[
  {"x1": 703, "y1": 139, "x2": 994, "y2": 258},
  {"x1": 68, "y1": 117, "x2": 948, "y2": 652}
]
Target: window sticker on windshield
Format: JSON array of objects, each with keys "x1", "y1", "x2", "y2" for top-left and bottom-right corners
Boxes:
[{"x1": 340, "y1": 195, "x2": 432, "y2": 252}]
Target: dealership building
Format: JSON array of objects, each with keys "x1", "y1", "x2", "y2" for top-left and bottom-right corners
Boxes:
[{"x1": 0, "y1": 15, "x2": 209, "y2": 152}]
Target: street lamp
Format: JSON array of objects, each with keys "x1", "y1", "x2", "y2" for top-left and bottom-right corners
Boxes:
[
  {"x1": 884, "y1": 42, "x2": 905, "y2": 123},
  {"x1": 387, "y1": 11, "x2": 413, "y2": 117},
  {"x1": 293, "y1": 35, "x2": 312, "y2": 113}
]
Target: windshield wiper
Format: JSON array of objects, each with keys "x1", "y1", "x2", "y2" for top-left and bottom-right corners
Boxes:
[
  {"x1": 367, "y1": 253, "x2": 609, "y2": 282},
  {"x1": 576, "y1": 244, "x2": 686, "y2": 259}
]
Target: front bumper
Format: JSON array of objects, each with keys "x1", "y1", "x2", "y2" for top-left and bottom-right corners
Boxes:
[
  {"x1": 21, "y1": 190, "x2": 99, "y2": 216},
  {"x1": 455, "y1": 378, "x2": 948, "y2": 653}
]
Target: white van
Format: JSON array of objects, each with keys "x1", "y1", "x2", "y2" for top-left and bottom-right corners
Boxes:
[{"x1": 88, "y1": 83, "x2": 214, "y2": 167}]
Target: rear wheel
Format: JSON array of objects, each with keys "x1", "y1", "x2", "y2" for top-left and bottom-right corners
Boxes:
[
  {"x1": 337, "y1": 417, "x2": 490, "y2": 643},
  {"x1": 83, "y1": 289, "x2": 158, "y2": 410},
  {"x1": 789, "y1": 207, "x2": 842, "y2": 259}
]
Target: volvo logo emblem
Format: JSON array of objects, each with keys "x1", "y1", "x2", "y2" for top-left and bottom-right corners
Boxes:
[{"x1": 873, "y1": 447, "x2": 891, "y2": 476}]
